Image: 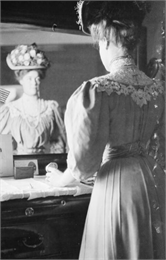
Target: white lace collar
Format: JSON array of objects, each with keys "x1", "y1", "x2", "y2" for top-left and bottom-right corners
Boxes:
[
  {"x1": 88, "y1": 57, "x2": 164, "y2": 107},
  {"x1": 108, "y1": 56, "x2": 153, "y2": 86},
  {"x1": 109, "y1": 56, "x2": 135, "y2": 72}
]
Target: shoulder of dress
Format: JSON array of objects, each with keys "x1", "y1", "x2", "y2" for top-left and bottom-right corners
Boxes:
[
  {"x1": 40, "y1": 99, "x2": 59, "y2": 108},
  {"x1": 40, "y1": 100, "x2": 61, "y2": 118},
  {"x1": 77, "y1": 74, "x2": 111, "y2": 93},
  {"x1": 0, "y1": 103, "x2": 9, "y2": 114},
  {"x1": 82, "y1": 74, "x2": 109, "y2": 87},
  {"x1": 152, "y1": 78, "x2": 165, "y2": 90},
  {"x1": 4, "y1": 99, "x2": 22, "y2": 116},
  {"x1": 0, "y1": 100, "x2": 23, "y2": 120},
  {"x1": 87, "y1": 74, "x2": 164, "y2": 107}
]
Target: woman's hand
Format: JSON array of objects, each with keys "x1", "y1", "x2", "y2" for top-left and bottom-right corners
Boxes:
[
  {"x1": 45, "y1": 162, "x2": 80, "y2": 187},
  {"x1": 45, "y1": 162, "x2": 64, "y2": 187}
]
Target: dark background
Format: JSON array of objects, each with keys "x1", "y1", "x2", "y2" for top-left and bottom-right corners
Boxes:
[{"x1": 1, "y1": 1, "x2": 79, "y2": 31}]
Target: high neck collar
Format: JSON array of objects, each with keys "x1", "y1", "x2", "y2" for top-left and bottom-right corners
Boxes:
[
  {"x1": 22, "y1": 93, "x2": 38, "y2": 102},
  {"x1": 108, "y1": 56, "x2": 135, "y2": 73}
]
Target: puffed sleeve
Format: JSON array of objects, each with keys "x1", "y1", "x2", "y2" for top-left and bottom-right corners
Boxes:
[
  {"x1": 0, "y1": 104, "x2": 11, "y2": 134},
  {"x1": 49, "y1": 101, "x2": 67, "y2": 153},
  {"x1": 64, "y1": 81, "x2": 109, "y2": 181}
]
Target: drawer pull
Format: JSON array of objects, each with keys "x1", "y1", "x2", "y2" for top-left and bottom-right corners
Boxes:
[
  {"x1": 25, "y1": 207, "x2": 34, "y2": 216},
  {"x1": 22, "y1": 234, "x2": 43, "y2": 248},
  {"x1": 61, "y1": 200, "x2": 66, "y2": 206}
]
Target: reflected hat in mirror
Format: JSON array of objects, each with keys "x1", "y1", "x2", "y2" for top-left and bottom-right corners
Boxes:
[
  {"x1": 76, "y1": 1, "x2": 151, "y2": 35},
  {"x1": 6, "y1": 43, "x2": 50, "y2": 70}
]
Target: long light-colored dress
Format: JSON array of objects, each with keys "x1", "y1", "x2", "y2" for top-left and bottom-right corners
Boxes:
[
  {"x1": 0, "y1": 96, "x2": 66, "y2": 154},
  {"x1": 64, "y1": 57, "x2": 165, "y2": 259}
]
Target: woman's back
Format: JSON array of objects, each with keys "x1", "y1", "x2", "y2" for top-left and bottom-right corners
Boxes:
[
  {"x1": 65, "y1": 57, "x2": 165, "y2": 179},
  {"x1": 46, "y1": 2, "x2": 165, "y2": 258},
  {"x1": 64, "y1": 57, "x2": 165, "y2": 259}
]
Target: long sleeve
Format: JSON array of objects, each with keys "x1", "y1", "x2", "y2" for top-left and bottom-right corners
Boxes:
[
  {"x1": 49, "y1": 101, "x2": 67, "y2": 153},
  {"x1": 0, "y1": 105, "x2": 11, "y2": 134},
  {"x1": 65, "y1": 81, "x2": 110, "y2": 181}
]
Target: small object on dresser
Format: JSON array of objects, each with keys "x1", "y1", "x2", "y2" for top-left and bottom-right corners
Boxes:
[
  {"x1": 45, "y1": 162, "x2": 58, "y2": 172},
  {"x1": 14, "y1": 159, "x2": 39, "y2": 175},
  {"x1": 14, "y1": 166, "x2": 34, "y2": 179}
]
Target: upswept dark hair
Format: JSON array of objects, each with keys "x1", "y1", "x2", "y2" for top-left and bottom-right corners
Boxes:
[
  {"x1": 90, "y1": 19, "x2": 141, "y2": 51},
  {"x1": 76, "y1": 1, "x2": 151, "y2": 51}
]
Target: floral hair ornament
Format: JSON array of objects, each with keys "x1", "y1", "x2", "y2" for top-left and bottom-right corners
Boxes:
[
  {"x1": 76, "y1": 1, "x2": 151, "y2": 35},
  {"x1": 6, "y1": 43, "x2": 50, "y2": 70}
]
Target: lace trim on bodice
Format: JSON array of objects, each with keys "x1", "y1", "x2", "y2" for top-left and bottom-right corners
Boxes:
[
  {"x1": 96, "y1": 79, "x2": 163, "y2": 107},
  {"x1": 91, "y1": 58, "x2": 164, "y2": 107},
  {"x1": 8, "y1": 99, "x2": 56, "y2": 119}
]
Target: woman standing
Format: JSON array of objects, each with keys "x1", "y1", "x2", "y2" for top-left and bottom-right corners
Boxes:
[
  {"x1": 0, "y1": 43, "x2": 66, "y2": 154},
  {"x1": 46, "y1": 1, "x2": 165, "y2": 259}
]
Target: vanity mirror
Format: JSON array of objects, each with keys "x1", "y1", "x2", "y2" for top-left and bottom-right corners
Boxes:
[
  {"x1": 1, "y1": 1, "x2": 106, "y2": 155},
  {"x1": 1, "y1": 1, "x2": 153, "y2": 156}
]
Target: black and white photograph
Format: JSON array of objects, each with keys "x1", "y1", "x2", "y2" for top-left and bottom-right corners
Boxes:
[{"x1": 0, "y1": 1, "x2": 165, "y2": 259}]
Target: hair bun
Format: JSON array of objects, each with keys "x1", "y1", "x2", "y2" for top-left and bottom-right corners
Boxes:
[{"x1": 76, "y1": 1, "x2": 151, "y2": 35}]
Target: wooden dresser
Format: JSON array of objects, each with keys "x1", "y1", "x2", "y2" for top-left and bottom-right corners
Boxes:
[
  {"x1": 1, "y1": 194, "x2": 90, "y2": 259},
  {"x1": 1, "y1": 154, "x2": 91, "y2": 259}
]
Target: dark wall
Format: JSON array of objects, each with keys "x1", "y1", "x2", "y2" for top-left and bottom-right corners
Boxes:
[{"x1": 143, "y1": 1, "x2": 165, "y2": 61}]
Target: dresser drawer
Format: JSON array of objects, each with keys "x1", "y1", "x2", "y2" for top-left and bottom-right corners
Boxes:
[
  {"x1": 2, "y1": 195, "x2": 90, "y2": 223},
  {"x1": 1, "y1": 195, "x2": 90, "y2": 259}
]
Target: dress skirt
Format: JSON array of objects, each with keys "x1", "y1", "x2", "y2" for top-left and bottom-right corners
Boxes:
[{"x1": 79, "y1": 155, "x2": 165, "y2": 260}]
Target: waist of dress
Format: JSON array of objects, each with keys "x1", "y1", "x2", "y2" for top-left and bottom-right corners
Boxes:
[{"x1": 102, "y1": 141, "x2": 147, "y2": 162}]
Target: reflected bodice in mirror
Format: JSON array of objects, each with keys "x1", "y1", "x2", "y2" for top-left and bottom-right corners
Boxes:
[{"x1": 0, "y1": 96, "x2": 66, "y2": 154}]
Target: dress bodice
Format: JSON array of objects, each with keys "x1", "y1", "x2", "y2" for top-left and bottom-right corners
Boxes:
[
  {"x1": 0, "y1": 97, "x2": 66, "y2": 154},
  {"x1": 64, "y1": 57, "x2": 165, "y2": 180}
]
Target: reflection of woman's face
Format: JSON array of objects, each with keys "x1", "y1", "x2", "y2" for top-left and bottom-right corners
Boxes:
[{"x1": 19, "y1": 70, "x2": 41, "y2": 96}]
